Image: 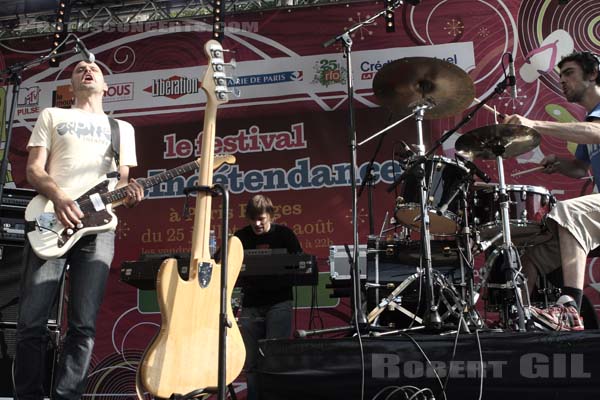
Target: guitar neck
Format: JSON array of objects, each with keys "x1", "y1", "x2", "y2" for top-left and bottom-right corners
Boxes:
[
  {"x1": 190, "y1": 40, "x2": 229, "y2": 266},
  {"x1": 101, "y1": 159, "x2": 201, "y2": 205}
]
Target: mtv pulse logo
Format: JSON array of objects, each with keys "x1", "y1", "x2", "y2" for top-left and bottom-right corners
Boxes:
[
  {"x1": 312, "y1": 59, "x2": 346, "y2": 87},
  {"x1": 143, "y1": 76, "x2": 201, "y2": 99},
  {"x1": 17, "y1": 86, "x2": 41, "y2": 116}
]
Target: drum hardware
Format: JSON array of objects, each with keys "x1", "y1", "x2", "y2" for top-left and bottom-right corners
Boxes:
[
  {"x1": 372, "y1": 56, "x2": 479, "y2": 330},
  {"x1": 457, "y1": 124, "x2": 542, "y2": 331},
  {"x1": 367, "y1": 272, "x2": 423, "y2": 325}
]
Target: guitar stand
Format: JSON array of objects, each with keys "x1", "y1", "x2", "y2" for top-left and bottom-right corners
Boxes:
[
  {"x1": 178, "y1": 183, "x2": 233, "y2": 400},
  {"x1": 165, "y1": 384, "x2": 238, "y2": 400}
]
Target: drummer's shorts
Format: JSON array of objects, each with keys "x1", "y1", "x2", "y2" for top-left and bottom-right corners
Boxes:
[{"x1": 523, "y1": 193, "x2": 600, "y2": 275}]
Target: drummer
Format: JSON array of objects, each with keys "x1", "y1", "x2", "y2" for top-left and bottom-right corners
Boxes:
[{"x1": 502, "y1": 51, "x2": 600, "y2": 331}]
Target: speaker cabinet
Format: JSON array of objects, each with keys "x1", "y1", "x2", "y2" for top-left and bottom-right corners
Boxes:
[
  {"x1": 0, "y1": 244, "x2": 59, "y2": 325},
  {"x1": 0, "y1": 327, "x2": 56, "y2": 396}
]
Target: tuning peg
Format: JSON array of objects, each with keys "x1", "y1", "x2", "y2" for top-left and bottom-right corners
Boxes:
[
  {"x1": 224, "y1": 58, "x2": 237, "y2": 69},
  {"x1": 228, "y1": 86, "x2": 241, "y2": 98}
]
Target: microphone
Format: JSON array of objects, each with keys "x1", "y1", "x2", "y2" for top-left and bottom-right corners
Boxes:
[
  {"x1": 295, "y1": 325, "x2": 355, "y2": 338},
  {"x1": 477, "y1": 231, "x2": 503, "y2": 253},
  {"x1": 74, "y1": 37, "x2": 95, "y2": 63},
  {"x1": 436, "y1": 183, "x2": 464, "y2": 216},
  {"x1": 456, "y1": 154, "x2": 491, "y2": 183},
  {"x1": 507, "y1": 53, "x2": 517, "y2": 99},
  {"x1": 395, "y1": 140, "x2": 415, "y2": 159}
]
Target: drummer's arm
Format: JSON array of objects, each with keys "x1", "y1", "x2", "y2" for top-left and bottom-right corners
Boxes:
[
  {"x1": 503, "y1": 115, "x2": 600, "y2": 144},
  {"x1": 545, "y1": 157, "x2": 589, "y2": 179}
]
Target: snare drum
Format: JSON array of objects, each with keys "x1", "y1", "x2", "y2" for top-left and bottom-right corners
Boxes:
[
  {"x1": 471, "y1": 184, "x2": 554, "y2": 246},
  {"x1": 395, "y1": 156, "x2": 469, "y2": 236}
]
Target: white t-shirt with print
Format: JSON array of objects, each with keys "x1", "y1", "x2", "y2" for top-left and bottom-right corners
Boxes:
[{"x1": 28, "y1": 107, "x2": 137, "y2": 193}]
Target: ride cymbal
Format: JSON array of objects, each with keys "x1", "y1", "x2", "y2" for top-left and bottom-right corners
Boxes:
[
  {"x1": 372, "y1": 57, "x2": 474, "y2": 119},
  {"x1": 455, "y1": 124, "x2": 540, "y2": 159}
]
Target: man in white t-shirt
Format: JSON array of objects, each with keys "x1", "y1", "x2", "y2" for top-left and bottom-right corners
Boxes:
[{"x1": 14, "y1": 60, "x2": 144, "y2": 399}]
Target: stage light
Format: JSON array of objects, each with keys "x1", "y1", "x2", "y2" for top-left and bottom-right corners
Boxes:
[
  {"x1": 384, "y1": 0, "x2": 395, "y2": 33},
  {"x1": 50, "y1": 0, "x2": 71, "y2": 67}
]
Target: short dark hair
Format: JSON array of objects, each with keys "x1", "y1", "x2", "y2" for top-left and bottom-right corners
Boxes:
[
  {"x1": 558, "y1": 51, "x2": 600, "y2": 85},
  {"x1": 245, "y1": 195, "x2": 274, "y2": 219}
]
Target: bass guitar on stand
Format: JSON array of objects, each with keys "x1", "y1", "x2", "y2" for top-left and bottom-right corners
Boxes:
[{"x1": 137, "y1": 40, "x2": 245, "y2": 397}]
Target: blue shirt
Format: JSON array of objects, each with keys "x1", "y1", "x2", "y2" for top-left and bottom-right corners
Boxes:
[{"x1": 574, "y1": 102, "x2": 600, "y2": 189}]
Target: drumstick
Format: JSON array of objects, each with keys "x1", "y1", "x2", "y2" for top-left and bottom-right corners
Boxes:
[
  {"x1": 511, "y1": 165, "x2": 545, "y2": 177},
  {"x1": 473, "y1": 97, "x2": 506, "y2": 119}
]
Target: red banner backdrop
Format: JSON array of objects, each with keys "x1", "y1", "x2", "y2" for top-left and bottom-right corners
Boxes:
[{"x1": 1, "y1": 0, "x2": 600, "y2": 396}]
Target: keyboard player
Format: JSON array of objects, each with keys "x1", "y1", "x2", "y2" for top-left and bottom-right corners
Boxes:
[{"x1": 234, "y1": 194, "x2": 302, "y2": 400}]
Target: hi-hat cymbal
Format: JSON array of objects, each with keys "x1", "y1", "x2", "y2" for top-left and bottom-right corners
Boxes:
[
  {"x1": 455, "y1": 124, "x2": 540, "y2": 159},
  {"x1": 372, "y1": 57, "x2": 474, "y2": 119}
]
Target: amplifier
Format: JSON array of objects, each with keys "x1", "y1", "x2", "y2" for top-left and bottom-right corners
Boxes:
[{"x1": 1, "y1": 217, "x2": 27, "y2": 243}]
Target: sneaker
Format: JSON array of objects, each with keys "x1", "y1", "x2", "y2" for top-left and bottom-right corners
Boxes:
[{"x1": 529, "y1": 295, "x2": 584, "y2": 331}]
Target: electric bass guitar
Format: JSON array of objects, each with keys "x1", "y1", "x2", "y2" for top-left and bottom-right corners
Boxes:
[
  {"x1": 138, "y1": 40, "x2": 245, "y2": 397},
  {"x1": 25, "y1": 154, "x2": 235, "y2": 260}
]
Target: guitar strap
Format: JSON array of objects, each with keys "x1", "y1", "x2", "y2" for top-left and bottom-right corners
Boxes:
[{"x1": 108, "y1": 117, "x2": 120, "y2": 168}]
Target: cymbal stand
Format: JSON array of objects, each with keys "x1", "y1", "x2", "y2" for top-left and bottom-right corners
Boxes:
[
  {"x1": 412, "y1": 101, "x2": 442, "y2": 329},
  {"x1": 491, "y1": 146, "x2": 529, "y2": 331},
  {"x1": 456, "y1": 183, "x2": 483, "y2": 329}
]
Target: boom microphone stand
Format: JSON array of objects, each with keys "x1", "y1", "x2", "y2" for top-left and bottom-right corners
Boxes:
[
  {"x1": 322, "y1": 1, "x2": 410, "y2": 328},
  {"x1": 0, "y1": 34, "x2": 88, "y2": 205}
]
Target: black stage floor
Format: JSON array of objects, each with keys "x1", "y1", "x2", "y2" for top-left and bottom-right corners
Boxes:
[{"x1": 257, "y1": 330, "x2": 600, "y2": 400}]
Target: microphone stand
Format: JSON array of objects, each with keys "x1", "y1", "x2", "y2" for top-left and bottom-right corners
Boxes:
[
  {"x1": 315, "y1": 0, "x2": 414, "y2": 337},
  {"x1": 322, "y1": 2, "x2": 407, "y2": 330},
  {"x1": 357, "y1": 112, "x2": 397, "y2": 236},
  {"x1": 0, "y1": 38, "x2": 83, "y2": 207}
]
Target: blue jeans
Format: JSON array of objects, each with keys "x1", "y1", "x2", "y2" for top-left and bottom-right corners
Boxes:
[
  {"x1": 239, "y1": 300, "x2": 293, "y2": 400},
  {"x1": 14, "y1": 231, "x2": 114, "y2": 400}
]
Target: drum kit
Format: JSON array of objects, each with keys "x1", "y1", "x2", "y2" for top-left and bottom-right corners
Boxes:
[{"x1": 362, "y1": 56, "x2": 554, "y2": 332}]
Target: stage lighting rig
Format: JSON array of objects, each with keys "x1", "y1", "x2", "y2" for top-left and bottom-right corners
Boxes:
[
  {"x1": 384, "y1": 0, "x2": 395, "y2": 33},
  {"x1": 50, "y1": 1, "x2": 72, "y2": 67}
]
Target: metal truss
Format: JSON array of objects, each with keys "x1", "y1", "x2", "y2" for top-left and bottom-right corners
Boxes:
[{"x1": 0, "y1": 0, "x2": 364, "y2": 40}]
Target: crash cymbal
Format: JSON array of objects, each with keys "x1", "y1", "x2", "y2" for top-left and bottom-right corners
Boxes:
[
  {"x1": 455, "y1": 124, "x2": 540, "y2": 159},
  {"x1": 372, "y1": 57, "x2": 474, "y2": 119}
]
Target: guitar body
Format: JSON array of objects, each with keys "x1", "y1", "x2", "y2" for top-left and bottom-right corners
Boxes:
[
  {"x1": 139, "y1": 236, "x2": 246, "y2": 396},
  {"x1": 24, "y1": 155, "x2": 233, "y2": 260},
  {"x1": 25, "y1": 180, "x2": 117, "y2": 259}
]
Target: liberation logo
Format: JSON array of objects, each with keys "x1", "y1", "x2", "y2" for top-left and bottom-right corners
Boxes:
[
  {"x1": 143, "y1": 76, "x2": 201, "y2": 99},
  {"x1": 17, "y1": 86, "x2": 41, "y2": 116},
  {"x1": 312, "y1": 59, "x2": 346, "y2": 87}
]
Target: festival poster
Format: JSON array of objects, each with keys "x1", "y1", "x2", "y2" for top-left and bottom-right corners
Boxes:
[{"x1": 0, "y1": 0, "x2": 599, "y2": 396}]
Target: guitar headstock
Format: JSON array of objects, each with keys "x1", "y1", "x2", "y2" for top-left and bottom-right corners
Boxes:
[{"x1": 202, "y1": 40, "x2": 235, "y2": 106}]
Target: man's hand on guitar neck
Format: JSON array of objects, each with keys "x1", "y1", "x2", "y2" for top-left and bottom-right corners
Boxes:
[{"x1": 122, "y1": 178, "x2": 144, "y2": 208}]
